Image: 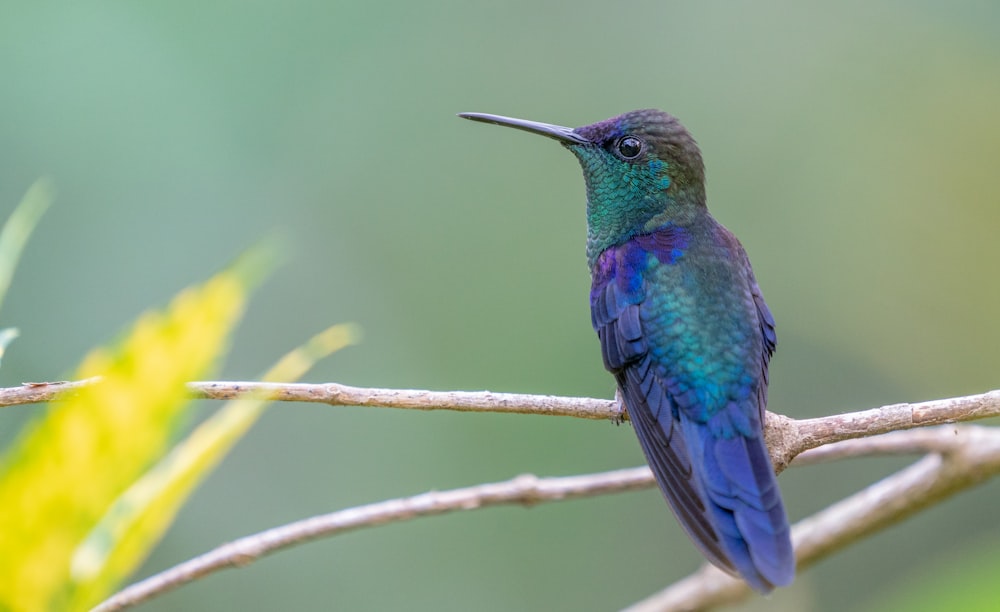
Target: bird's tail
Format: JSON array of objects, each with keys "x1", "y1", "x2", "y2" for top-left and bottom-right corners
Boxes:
[{"x1": 681, "y1": 416, "x2": 795, "y2": 592}]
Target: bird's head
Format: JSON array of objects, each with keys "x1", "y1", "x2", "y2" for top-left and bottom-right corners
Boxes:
[{"x1": 460, "y1": 109, "x2": 707, "y2": 262}]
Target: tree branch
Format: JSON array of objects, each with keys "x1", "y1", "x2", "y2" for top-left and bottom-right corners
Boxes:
[
  {"x1": 92, "y1": 425, "x2": 1000, "y2": 612},
  {"x1": 90, "y1": 467, "x2": 655, "y2": 612},
  {"x1": 2, "y1": 380, "x2": 991, "y2": 611},
  {"x1": 760, "y1": 389, "x2": 1000, "y2": 472},
  {"x1": 3, "y1": 379, "x2": 999, "y2": 439},
  {"x1": 0, "y1": 379, "x2": 620, "y2": 420}
]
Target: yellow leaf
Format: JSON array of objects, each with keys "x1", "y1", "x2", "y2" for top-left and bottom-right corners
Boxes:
[
  {"x1": 0, "y1": 269, "x2": 249, "y2": 611},
  {"x1": 70, "y1": 323, "x2": 360, "y2": 608}
]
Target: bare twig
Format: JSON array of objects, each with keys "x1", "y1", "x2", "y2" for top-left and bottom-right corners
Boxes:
[
  {"x1": 1, "y1": 380, "x2": 988, "y2": 611},
  {"x1": 790, "y1": 427, "x2": 965, "y2": 466},
  {"x1": 189, "y1": 381, "x2": 621, "y2": 419},
  {"x1": 4, "y1": 379, "x2": 999, "y2": 437},
  {"x1": 777, "y1": 390, "x2": 1000, "y2": 454},
  {"x1": 0, "y1": 379, "x2": 620, "y2": 420},
  {"x1": 0, "y1": 378, "x2": 97, "y2": 406},
  {"x1": 90, "y1": 467, "x2": 654, "y2": 612},
  {"x1": 91, "y1": 425, "x2": 1000, "y2": 612}
]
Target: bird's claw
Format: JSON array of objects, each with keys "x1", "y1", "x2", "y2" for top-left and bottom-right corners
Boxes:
[{"x1": 611, "y1": 389, "x2": 627, "y2": 426}]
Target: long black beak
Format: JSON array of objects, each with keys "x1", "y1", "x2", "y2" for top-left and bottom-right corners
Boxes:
[{"x1": 458, "y1": 112, "x2": 589, "y2": 145}]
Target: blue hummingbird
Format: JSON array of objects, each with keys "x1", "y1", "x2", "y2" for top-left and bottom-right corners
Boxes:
[{"x1": 460, "y1": 109, "x2": 794, "y2": 591}]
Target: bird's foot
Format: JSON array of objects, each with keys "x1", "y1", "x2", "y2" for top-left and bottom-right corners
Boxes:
[{"x1": 611, "y1": 389, "x2": 627, "y2": 426}]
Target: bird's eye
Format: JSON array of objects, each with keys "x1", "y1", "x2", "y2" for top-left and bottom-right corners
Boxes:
[{"x1": 616, "y1": 136, "x2": 643, "y2": 159}]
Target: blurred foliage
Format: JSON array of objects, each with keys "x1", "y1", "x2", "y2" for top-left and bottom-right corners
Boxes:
[
  {"x1": 858, "y1": 534, "x2": 1000, "y2": 612},
  {"x1": 0, "y1": 1, "x2": 998, "y2": 610},
  {"x1": 70, "y1": 322, "x2": 358, "y2": 609},
  {"x1": 0, "y1": 181, "x2": 51, "y2": 367},
  {"x1": 0, "y1": 180, "x2": 51, "y2": 315},
  {"x1": 0, "y1": 220, "x2": 356, "y2": 610},
  {"x1": 0, "y1": 254, "x2": 249, "y2": 610}
]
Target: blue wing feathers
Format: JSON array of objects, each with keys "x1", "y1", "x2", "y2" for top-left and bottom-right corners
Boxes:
[
  {"x1": 683, "y1": 418, "x2": 793, "y2": 591},
  {"x1": 619, "y1": 369, "x2": 733, "y2": 570},
  {"x1": 591, "y1": 230, "x2": 794, "y2": 592}
]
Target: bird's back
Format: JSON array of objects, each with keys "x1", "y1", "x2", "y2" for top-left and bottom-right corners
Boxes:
[{"x1": 590, "y1": 218, "x2": 793, "y2": 591}]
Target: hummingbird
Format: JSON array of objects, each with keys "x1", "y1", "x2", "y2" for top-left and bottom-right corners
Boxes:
[{"x1": 459, "y1": 109, "x2": 794, "y2": 592}]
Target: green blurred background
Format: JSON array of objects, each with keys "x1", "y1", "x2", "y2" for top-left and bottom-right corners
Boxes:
[{"x1": 2, "y1": 1, "x2": 1000, "y2": 610}]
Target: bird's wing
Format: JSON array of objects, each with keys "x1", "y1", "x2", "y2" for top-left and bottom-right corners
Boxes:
[
  {"x1": 748, "y1": 258, "x2": 777, "y2": 422},
  {"x1": 590, "y1": 247, "x2": 733, "y2": 573},
  {"x1": 591, "y1": 239, "x2": 793, "y2": 591}
]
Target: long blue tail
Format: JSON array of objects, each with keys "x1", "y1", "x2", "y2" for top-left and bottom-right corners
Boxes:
[{"x1": 680, "y1": 416, "x2": 794, "y2": 591}]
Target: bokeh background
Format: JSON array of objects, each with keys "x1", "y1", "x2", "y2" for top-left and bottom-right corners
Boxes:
[{"x1": 2, "y1": 2, "x2": 1000, "y2": 610}]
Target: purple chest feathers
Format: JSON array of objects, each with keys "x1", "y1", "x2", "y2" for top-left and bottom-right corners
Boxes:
[{"x1": 590, "y1": 225, "x2": 689, "y2": 305}]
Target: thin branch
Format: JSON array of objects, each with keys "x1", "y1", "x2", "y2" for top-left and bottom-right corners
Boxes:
[
  {"x1": 1, "y1": 380, "x2": 990, "y2": 610},
  {"x1": 92, "y1": 425, "x2": 1000, "y2": 612},
  {"x1": 0, "y1": 378, "x2": 96, "y2": 406},
  {"x1": 791, "y1": 427, "x2": 964, "y2": 466},
  {"x1": 90, "y1": 467, "x2": 654, "y2": 612},
  {"x1": 778, "y1": 389, "x2": 1000, "y2": 454},
  {"x1": 3, "y1": 379, "x2": 999, "y2": 439},
  {"x1": 0, "y1": 379, "x2": 620, "y2": 420},
  {"x1": 625, "y1": 424, "x2": 1000, "y2": 611},
  {"x1": 189, "y1": 381, "x2": 620, "y2": 419}
]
